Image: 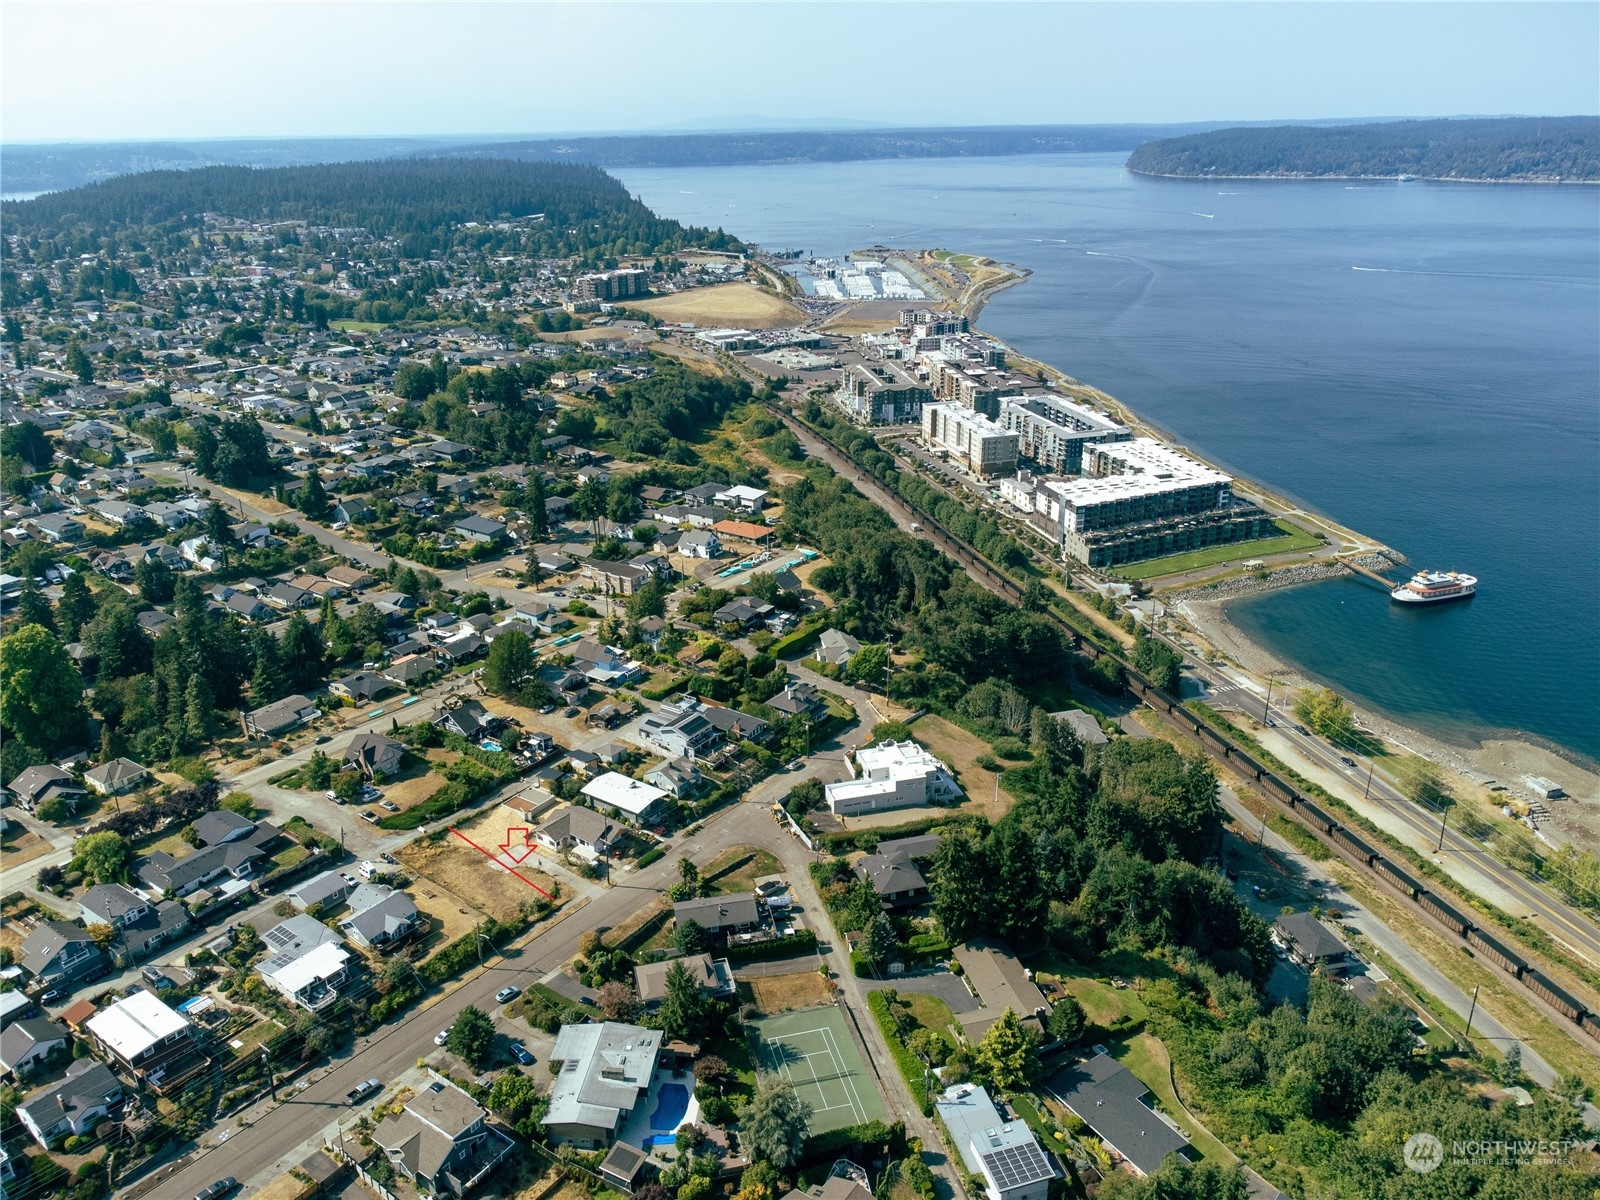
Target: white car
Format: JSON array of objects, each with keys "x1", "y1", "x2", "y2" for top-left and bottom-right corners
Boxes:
[{"x1": 434, "y1": 1028, "x2": 450, "y2": 1046}]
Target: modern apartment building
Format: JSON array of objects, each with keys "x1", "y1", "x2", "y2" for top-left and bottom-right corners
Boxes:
[
  {"x1": 833, "y1": 358, "x2": 931, "y2": 426},
  {"x1": 998, "y1": 395, "x2": 1130, "y2": 475},
  {"x1": 575, "y1": 269, "x2": 648, "y2": 302},
  {"x1": 921, "y1": 403, "x2": 1020, "y2": 477}
]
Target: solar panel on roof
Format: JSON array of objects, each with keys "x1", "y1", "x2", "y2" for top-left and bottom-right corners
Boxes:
[
  {"x1": 981, "y1": 1143, "x2": 1053, "y2": 1190},
  {"x1": 263, "y1": 926, "x2": 298, "y2": 948}
]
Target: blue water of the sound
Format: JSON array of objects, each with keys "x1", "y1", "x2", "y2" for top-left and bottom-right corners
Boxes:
[{"x1": 617, "y1": 154, "x2": 1600, "y2": 762}]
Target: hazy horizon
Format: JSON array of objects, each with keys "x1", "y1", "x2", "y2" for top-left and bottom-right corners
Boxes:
[{"x1": 4, "y1": 2, "x2": 1595, "y2": 144}]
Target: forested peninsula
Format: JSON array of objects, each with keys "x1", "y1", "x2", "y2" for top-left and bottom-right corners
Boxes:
[
  {"x1": 1126, "y1": 116, "x2": 1600, "y2": 182},
  {"x1": 1, "y1": 158, "x2": 739, "y2": 257}
]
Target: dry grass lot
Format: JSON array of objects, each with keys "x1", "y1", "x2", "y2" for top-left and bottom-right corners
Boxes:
[
  {"x1": 819, "y1": 300, "x2": 909, "y2": 334},
  {"x1": 379, "y1": 750, "x2": 460, "y2": 812},
  {"x1": 701, "y1": 846, "x2": 781, "y2": 895},
  {"x1": 0, "y1": 828, "x2": 51, "y2": 869},
  {"x1": 635, "y1": 283, "x2": 807, "y2": 329},
  {"x1": 397, "y1": 807, "x2": 565, "y2": 925},
  {"x1": 904, "y1": 713, "x2": 1016, "y2": 820},
  {"x1": 743, "y1": 970, "x2": 835, "y2": 1014}
]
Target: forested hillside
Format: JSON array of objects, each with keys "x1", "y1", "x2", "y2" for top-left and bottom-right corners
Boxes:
[
  {"x1": 1126, "y1": 117, "x2": 1600, "y2": 182},
  {"x1": 1, "y1": 158, "x2": 737, "y2": 257}
]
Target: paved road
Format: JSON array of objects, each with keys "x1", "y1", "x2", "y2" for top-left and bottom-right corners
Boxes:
[{"x1": 1197, "y1": 675, "x2": 1600, "y2": 972}]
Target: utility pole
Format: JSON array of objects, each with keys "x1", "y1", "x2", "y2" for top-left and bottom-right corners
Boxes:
[
  {"x1": 262, "y1": 1049, "x2": 276, "y2": 1100},
  {"x1": 1436, "y1": 806, "x2": 1450, "y2": 853},
  {"x1": 1362, "y1": 759, "x2": 1376, "y2": 802},
  {"x1": 1463, "y1": 984, "x2": 1481, "y2": 1046}
]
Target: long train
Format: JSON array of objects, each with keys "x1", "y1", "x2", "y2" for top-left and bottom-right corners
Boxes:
[{"x1": 774, "y1": 404, "x2": 1600, "y2": 1045}]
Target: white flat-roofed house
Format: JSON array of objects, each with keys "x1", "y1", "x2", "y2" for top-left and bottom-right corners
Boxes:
[
  {"x1": 542, "y1": 1023, "x2": 664, "y2": 1148},
  {"x1": 84, "y1": 990, "x2": 193, "y2": 1074},
  {"x1": 824, "y1": 739, "x2": 962, "y2": 817},
  {"x1": 581, "y1": 773, "x2": 668, "y2": 826},
  {"x1": 255, "y1": 915, "x2": 350, "y2": 1010},
  {"x1": 935, "y1": 1083, "x2": 1057, "y2": 1200}
]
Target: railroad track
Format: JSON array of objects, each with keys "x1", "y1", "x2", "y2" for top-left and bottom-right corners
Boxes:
[{"x1": 771, "y1": 402, "x2": 1600, "y2": 1050}]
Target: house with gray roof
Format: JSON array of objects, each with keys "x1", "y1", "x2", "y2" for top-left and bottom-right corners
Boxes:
[
  {"x1": 377, "y1": 1076, "x2": 514, "y2": 1196},
  {"x1": 1049, "y1": 1052, "x2": 1189, "y2": 1177},
  {"x1": 191, "y1": 809, "x2": 257, "y2": 847},
  {"x1": 345, "y1": 732, "x2": 407, "y2": 778},
  {"x1": 1273, "y1": 912, "x2": 1348, "y2": 969},
  {"x1": 0, "y1": 1017, "x2": 69, "y2": 1076},
  {"x1": 532, "y1": 806, "x2": 615, "y2": 858},
  {"x1": 814, "y1": 628, "x2": 861, "y2": 667},
  {"x1": 5, "y1": 765, "x2": 85, "y2": 814},
  {"x1": 15, "y1": 1060, "x2": 123, "y2": 1149},
  {"x1": 20, "y1": 922, "x2": 106, "y2": 990},
  {"x1": 135, "y1": 821, "x2": 279, "y2": 897},
  {"x1": 673, "y1": 893, "x2": 761, "y2": 940},
  {"x1": 543, "y1": 1022, "x2": 664, "y2": 1148},
  {"x1": 242, "y1": 693, "x2": 318, "y2": 737},
  {"x1": 285, "y1": 868, "x2": 355, "y2": 913},
  {"x1": 82, "y1": 757, "x2": 148, "y2": 796},
  {"x1": 633, "y1": 953, "x2": 734, "y2": 1008},
  {"x1": 855, "y1": 853, "x2": 929, "y2": 909},
  {"x1": 339, "y1": 885, "x2": 422, "y2": 951}
]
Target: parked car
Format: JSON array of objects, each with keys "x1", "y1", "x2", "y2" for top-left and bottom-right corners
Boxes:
[
  {"x1": 314, "y1": 735, "x2": 332, "y2": 744},
  {"x1": 325, "y1": 790, "x2": 340, "y2": 801},
  {"x1": 1340, "y1": 756, "x2": 1358, "y2": 769},
  {"x1": 360, "y1": 810, "x2": 379, "y2": 824},
  {"x1": 495, "y1": 986, "x2": 520, "y2": 1004},
  {"x1": 195, "y1": 1180, "x2": 238, "y2": 1200},
  {"x1": 340, "y1": 873, "x2": 358, "y2": 886},
  {"x1": 434, "y1": 1028, "x2": 450, "y2": 1046},
  {"x1": 786, "y1": 759, "x2": 804, "y2": 772},
  {"x1": 360, "y1": 785, "x2": 383, "y2": 801},
  {"x1": 539, "y1": 705, "x2": 555, "y2": 714},
  {"x1": 380, "y1": 852, "x2": 398, "y2": 865},
  {"x1": 508, "y1": 1040, "x2": 535, "y2": 1066},
  {"x1": 346, "y1": 1079, "x2": 382, "y2": 1105},
  {"x1": 379, "y1": 800, "x2": 400, "y2": 812},
  {"x1": 563, "y1": 707, "x2": 579, "y2": 718}
]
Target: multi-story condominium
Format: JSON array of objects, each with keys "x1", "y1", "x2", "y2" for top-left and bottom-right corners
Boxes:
[
  {"x1": 998, "y1": 395, "x2": 1130, "y2": 475},
  {"x1": 833, "y1": 359, "x2": 931, "y2": 426},
  {"x1": 921, "y1": 403, "x2": 1020, "y2": 477}
]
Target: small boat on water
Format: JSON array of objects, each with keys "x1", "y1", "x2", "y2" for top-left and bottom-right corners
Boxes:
[{"x1": 1391, "y1": 570, "x2": 1477, "y2": 605}]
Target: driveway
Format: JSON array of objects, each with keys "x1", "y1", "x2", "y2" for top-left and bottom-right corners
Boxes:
[{"x1": 875, "y1": 968, "x2": 978, "y2": 1014}]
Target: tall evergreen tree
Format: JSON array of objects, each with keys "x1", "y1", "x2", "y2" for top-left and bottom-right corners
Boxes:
[
  {"x1": 56, "y1": 573, "x2": 97, "y2": 641},
  {"x1": 279, "y1": 611, "x2": 326, "y2": 691},
  {"x1": 297, "y1": 465, "x2": 330, "y2": 519}
]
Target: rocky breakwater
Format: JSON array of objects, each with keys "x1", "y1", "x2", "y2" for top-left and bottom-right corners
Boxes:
[{"x1": 1167, "y1": 560, "x2": 1354, "y2": 602}]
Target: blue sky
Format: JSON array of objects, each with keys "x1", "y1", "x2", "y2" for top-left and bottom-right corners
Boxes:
[{"x1": 3, "y1": 2, "x2": 1596, "y2": 143}]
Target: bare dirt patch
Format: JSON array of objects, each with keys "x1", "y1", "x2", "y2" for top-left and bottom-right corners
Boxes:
[
  {"x1": 635, "y1": 283, "x2": 806, "y2": 329},
  {"x1": 397, "y1": 811, "x2": 565, "y2": 925},
  {"x1": 0, "y1": 829, "x2": 51, "y2": 868},
  {"x1": 742, "y1": 969, "x2": 836, "y2": 1014},
  {"x1": 819, "y1": 300, "x2": 908, "y2": 334}
]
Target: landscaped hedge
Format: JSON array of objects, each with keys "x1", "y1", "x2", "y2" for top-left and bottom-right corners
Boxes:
[
  {"x1": 635, "y1": 848, "x2": 666, "y2": 869},
  {"x1": 866, "y1": 991, "x2": 932, "y2": 1113},
  {"x1": 640, "y1": 674, "x2": 689, "y2": 702},
  {"x1": 417, "y1": 912, "x2": 533, "y2": 984},
  {"x1": 723, "y1": 928, "x2": 818, "y2": 962},
  {"x1": 770, "y1": 615, "x2": 828, "y2": 658},
  {"x1": 799, "y1": 1119, "x2": 907, "y2": 1167}
]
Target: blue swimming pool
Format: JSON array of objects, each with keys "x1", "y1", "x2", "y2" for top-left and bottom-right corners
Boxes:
[{"x1": 649, "y1": 1083, "x2": 689, "y2": 1132}]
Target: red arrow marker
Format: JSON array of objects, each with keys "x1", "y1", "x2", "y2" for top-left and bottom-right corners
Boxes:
[{"x1": 447, "y1": 826, "x2": 553, "y2": 899}]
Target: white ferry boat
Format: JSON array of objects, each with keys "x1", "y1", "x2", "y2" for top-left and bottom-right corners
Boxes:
[{"x1": 1391, "y1": 570, "x2": 1477, "y2": 605}]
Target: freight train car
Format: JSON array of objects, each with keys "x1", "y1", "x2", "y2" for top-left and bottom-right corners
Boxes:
[
  {"x1": 1466, "y1": 928, "x2": 1526, "y2": 977},
  {"x1": 1333, "y1": 826, "x2": 1379, "y2": 864},
  {"x1": 1372, "y1": 856, "x2": 1424, "y2": 898},
  {"x1": 1296, "y1": 801, "x2": 1338, "y2": 834},
  {"x1": 1521, "y1": 970, "x2": 1586, "y2": 1024},
  {"x1": 1416, "y1": 891, "x2": 1471, "y2": 936}
]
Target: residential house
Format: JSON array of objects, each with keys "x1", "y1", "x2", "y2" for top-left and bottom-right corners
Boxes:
[
  {"x1": 1051, "y1": 709, "x2": 1109, "y2": 747},
  {"x1": 285, "y1": 869, "x2": 356, "y2": 913},
  {"x1": 712, "y1": 597, "x2": 774, "y2": 630},
  {"x1": 434, "y1": 699, "x2": 499, "y2": 740},
  {"x1": 1051, "y1": 1053, "x2": 1190, "y2": 1177},
  {"x1": 672, "y1": 893, "x2": 762, "y2": 941},
  {"x1": 580, "y1": 773, "x2": 669, "y2": 827},
  {"x1": 5, "y1": 766, "x2": 85, "y2": 814},
  {"x1": 19, "y1": 922, "x2": 106, "y2": 990},
  {"x1": 15, "y1": 1060, "x2": 123, "y2": 1149},
  {"x1": 935, "y1": 1083, "x2": 1058, "y2": 1200},
  {"x1": 543, "y1": 1023, "x2": 664, "y2": 1148},
  {"x1": 330, "y1": 670, "x2": 393, "y2": 703},
  {"x1": 452, "y1": 514, "x2": 506, "y2": 544},
  {"x1": 854, "y1": 853, "x2": 930, "y2": 910},
  {"x1": 953, "y1": 939, "x2": 1050, "y2": 1039},
  {"x1": 711, "y1": 484, "x2": 767, "y2": 512},
  {"x1": 698, "y1": 704, "x2": 771, "y2": 745},
  {"x1": 633, "y1": 954, "x2": 734, "y2": 1009},
  {"x1": 638, "y1": 700, "x2": 723, "y2": 762},
  {"x1": 242, "y1": 693, "x2": 319, "y2": 737},
  {"x1": 643, "y1": 758, "x2": 704, "y2": 800},
  {"x1": 766, "y1": 681, "x2": 825, "y2": 720},
  {"x1": 191, "y1": 809, "x2": 257, "y2": 846},
  {"x1": 376, "y1": 1076, "x2": 515, "y2": 1196},
  {"x1": 77, "y1": 884, "x2": 189, "y2": 960},
  {"x1": 384, "y1": 653, "x2": 437, "y2": 686},
  {"x1": 569, "y1": 639, "x2": 640, "y2": 685},
  {"x1": 814, "y1": 629, "x2": 862, "y2": 667},
  {"x1": 824, "y1": 739, "x2": 962, "y2": 818},
  {"x1": 333, "y1": 497, "x2": 375, "y2": 525},
  {"x1": 532, "y1": 806, "x2": 615, "y2": 859},
  {"x1": 82, "y1": 757, "x2": 148, "y2": 796},
  {"x1": 220, "y1": 591, "x2": 272, "y2": 622},
  {"x1": 135, "y1": 819, "x2": 280, "y2": 897},
  {"x1": 83, "y1": 989, "x2": 194, "y2": 1075},
  {"x1": 255, "y1": 915, "x2": 350, "y2": 1011},
  {"x1": 582, "y1": 560, "x2": 650, "y2": 595},
  {"x1": 345, "y1": 732, "x2": 407, "y2": 779},
  {"x1": 434, "y1": 630, "x2": 486, "y2": 664},
  {"x1": 675, "y1": 529, "x2": 721, "y2": 559},
  {"x1": 0, "y1": 1017, "x2": 69, "y2": 1076},
  {"x1": 28, "y1": 513, "x2": 84, "y2": 544},
  {"x1": 1273, "y1": 912, "x2": 1349, "y2": 970},
  {"x1": 339, "y1": 884, "x2": 423, "y2": 951}
]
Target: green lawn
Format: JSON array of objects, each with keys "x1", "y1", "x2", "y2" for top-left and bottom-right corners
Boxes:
[
  {"x1": 702, "y1": 847, "x2": 781, "y2": 896},
  {"x1": 898, "y1": 991, "x2": 956, "y2": 1038},
  {"x1": 331, "y1": 319, "x2": 387, "y2": 332},
  {"x1": 1118, "y1": 522, "x2": 1323, "y2": 581},
  {"x1": 1112, "y1": 1034, "x2": 1236, "y2": 1165}
]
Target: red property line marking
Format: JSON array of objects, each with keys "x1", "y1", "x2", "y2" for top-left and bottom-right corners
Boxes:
[{"x1": 447, "y1": 826, "x2": 554, "y2": 899}]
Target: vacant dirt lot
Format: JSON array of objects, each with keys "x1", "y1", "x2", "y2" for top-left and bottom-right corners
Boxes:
[
  {"x1": 636, "y1": 283, "x2": 807, "y2": 329},
  {"x1": 743, "y1": 969, "x2": 836, "y2": 1014},
  {"x1": 397, "y1": 808, "x2": 565, "y2": 924},
  {"x1": 0, "y1": 829, "x2": 51, "y2": 869}
]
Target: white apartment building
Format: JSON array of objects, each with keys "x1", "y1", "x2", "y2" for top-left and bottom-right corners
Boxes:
[
  {"x1": 921, "y1": 403, "x2": 1020, "y2": 477},
  {"x1": 824, "y1": 739, "x2": 963, "y2": 817},
  {"x1": 998, "y1": 395, "x2": 1129, "y2": 475}
]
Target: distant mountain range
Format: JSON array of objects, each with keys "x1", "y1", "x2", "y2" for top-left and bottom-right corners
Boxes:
[{"x1": 1126, "y1": 117, "x2": 1600, "y2": 182}]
